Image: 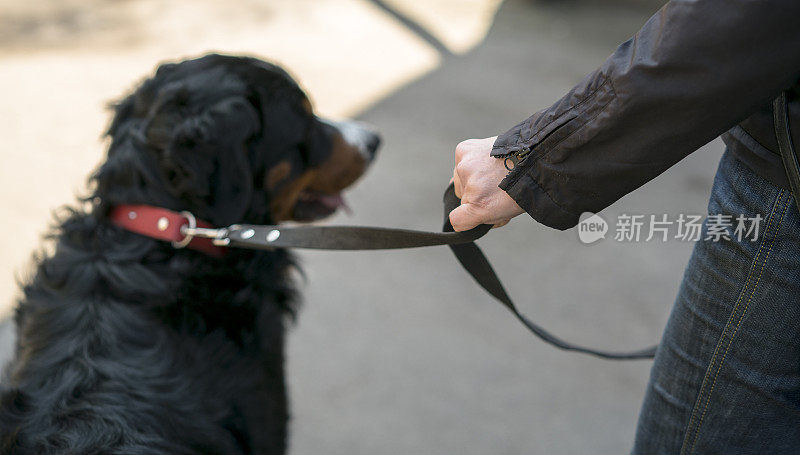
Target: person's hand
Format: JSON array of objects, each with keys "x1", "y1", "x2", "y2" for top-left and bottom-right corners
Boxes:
[{"x1": 449, "y1": 137, "x2": 524, "y2": 232}]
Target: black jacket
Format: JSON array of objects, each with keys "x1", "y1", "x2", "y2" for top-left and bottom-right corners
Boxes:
[{"x1": 491, "y1": 0, "x2": 800, "y2": 230}]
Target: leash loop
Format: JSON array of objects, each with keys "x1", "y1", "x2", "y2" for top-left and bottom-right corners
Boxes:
[{"x1": 221, "y1": 184, "x2": 657, "y2": 360}]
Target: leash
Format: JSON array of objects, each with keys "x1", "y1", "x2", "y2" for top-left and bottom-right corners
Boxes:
[{"x1": 112, "y1": 184, "x2": 657, "y2": 360}]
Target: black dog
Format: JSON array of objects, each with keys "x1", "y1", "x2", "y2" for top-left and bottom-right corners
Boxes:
[{"x1": 0, "y1": 54, "x2": 379, "y2": 454}]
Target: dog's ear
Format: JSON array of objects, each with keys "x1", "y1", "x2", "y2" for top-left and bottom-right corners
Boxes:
[
  {"x1": 202, "y1": 96, "x2": 260, "y2": 224},
  {"x1": 107, "y1": 63, "x2": 180, "y2": 139},
  {"x1": 150, "y1": 86, "x2": 261, "y2": 225}
]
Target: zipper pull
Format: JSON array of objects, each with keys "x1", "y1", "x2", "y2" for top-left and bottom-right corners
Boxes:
[{"x1": 501, "y1": 147, "x2": 531, "y2": 171}]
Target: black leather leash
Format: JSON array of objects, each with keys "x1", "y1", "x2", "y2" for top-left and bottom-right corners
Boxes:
[
  {"x1": 774, "y1": 91, "x2": 800, "y2": 214},
  {"x1": 183, "y1": 184, "x2": 657, "y2": 360}
]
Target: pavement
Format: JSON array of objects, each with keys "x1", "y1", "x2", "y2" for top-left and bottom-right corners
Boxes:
[{"x1": 0, "y1": 0, "x2": 725, "y2": 453}]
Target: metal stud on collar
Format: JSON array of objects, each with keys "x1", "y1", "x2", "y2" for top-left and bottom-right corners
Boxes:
[{"x1": 157, "y1": 217, "x2": 170, "y2": 231}]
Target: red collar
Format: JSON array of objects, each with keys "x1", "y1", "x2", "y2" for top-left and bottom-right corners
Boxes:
[{"x1": 109, "y1": 205, "x2": 228, "y2": 257}]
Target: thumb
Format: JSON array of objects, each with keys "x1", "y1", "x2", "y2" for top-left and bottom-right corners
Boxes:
[{"x1": 449, "y1": 203, "x2": 483, "y2": 232}]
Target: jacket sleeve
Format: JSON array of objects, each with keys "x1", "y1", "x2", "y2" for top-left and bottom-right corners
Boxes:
[{"x1": 492, "y1": 0, "x2": 800, "y2": 230}]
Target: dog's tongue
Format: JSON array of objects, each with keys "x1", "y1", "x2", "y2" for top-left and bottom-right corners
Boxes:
[{"x1": 318, "y1": 193, "x2": 352, "y2": 215}]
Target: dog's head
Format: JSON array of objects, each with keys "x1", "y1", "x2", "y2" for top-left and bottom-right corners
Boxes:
[{"x1": 95, "y1": 53, "x2": 379, "y2": 226}]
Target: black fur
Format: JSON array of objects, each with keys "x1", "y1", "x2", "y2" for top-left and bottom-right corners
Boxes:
[{"x1": 0, "y1": 54, "x2": 338, "y2": 454}]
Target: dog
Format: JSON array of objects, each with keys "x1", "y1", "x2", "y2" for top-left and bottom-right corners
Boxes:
[{"x1": 0, "y1": 53, "x2": 379, "y2": 454}]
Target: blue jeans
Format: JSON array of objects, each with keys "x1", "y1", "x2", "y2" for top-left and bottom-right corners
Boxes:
[{"x1": 633, "y1": 151, "x2": 800, "y2": 454}]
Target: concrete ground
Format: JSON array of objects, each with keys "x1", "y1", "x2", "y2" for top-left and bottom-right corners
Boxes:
[{"x1": 0, "y1": 0, "x2": 726, "y2": 453}]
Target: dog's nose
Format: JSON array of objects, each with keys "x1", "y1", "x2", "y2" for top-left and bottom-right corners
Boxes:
[{"x1": 363, "y1": 130, "x2": 381, "y2": 160}]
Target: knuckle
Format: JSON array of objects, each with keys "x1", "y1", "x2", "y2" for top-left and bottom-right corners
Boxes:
[
  {"x1": 454, "y1": 160, "x2": 470, "y2": 176},
  {"x1": 454, "y1": 144, "x2": 467, "y2": 160},
  {"x1": 455, "y1": 139, "x2": 475, "y2": 159}
]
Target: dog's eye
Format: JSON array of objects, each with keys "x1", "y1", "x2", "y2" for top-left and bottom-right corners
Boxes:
[{"x1": 298, "y1": 142, "x2": 312, "y2": 167}]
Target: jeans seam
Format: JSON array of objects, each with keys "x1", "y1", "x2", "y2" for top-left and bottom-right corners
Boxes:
[{"x1": 680, "y1": 189, "x2": 790, "y2": 455}]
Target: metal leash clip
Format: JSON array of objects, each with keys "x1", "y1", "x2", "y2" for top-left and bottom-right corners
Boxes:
[{"x1": 174, "y1": 211, "x2": 231, "y2": 248}]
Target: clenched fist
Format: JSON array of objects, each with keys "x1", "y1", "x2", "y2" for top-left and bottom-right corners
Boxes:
[{"x1": 449, "y1": 137, "x2": 524, "y2": 232}]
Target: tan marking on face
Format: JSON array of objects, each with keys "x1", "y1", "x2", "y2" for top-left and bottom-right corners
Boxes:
[
  {"x1": 305, "y1": 131, "x2": 367, "y2": 194},
  {"x1": 270, "y1": 170, "x2": 318, "y2": 221},
  {"x1": 265, "y1": 161, "x2": 292, "y2": 191},
  {"x1": 267, "y1": 122, "x2": 370, "y2": 222}
]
